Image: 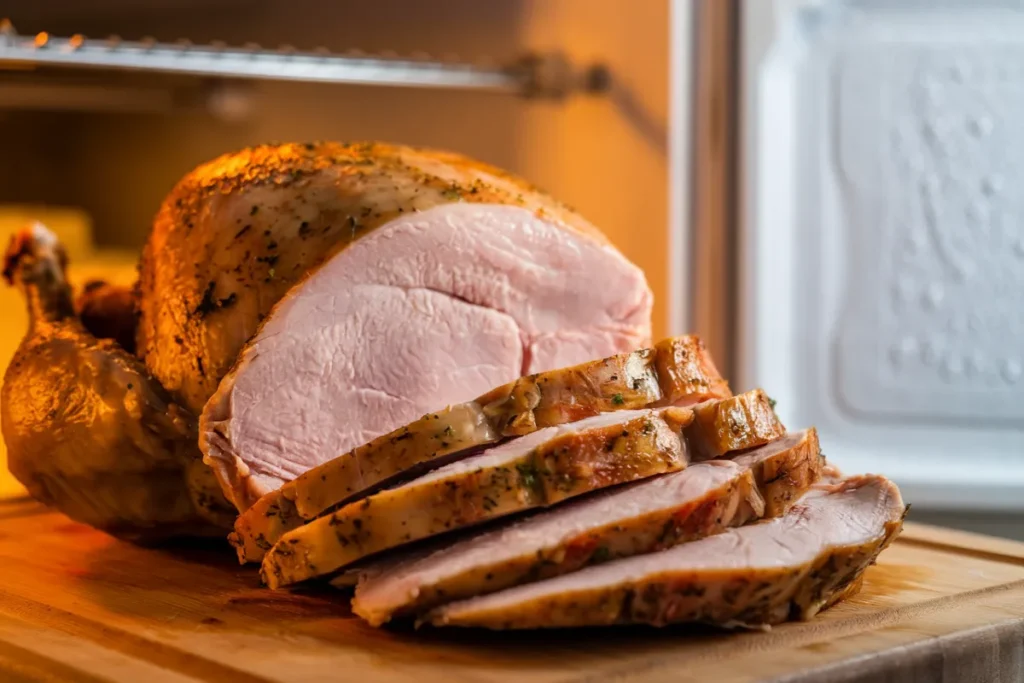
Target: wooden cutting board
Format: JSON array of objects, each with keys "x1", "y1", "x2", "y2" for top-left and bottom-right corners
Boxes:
[{"x1": 0, "y1": 499, "x2": 1021, "y2": 683}]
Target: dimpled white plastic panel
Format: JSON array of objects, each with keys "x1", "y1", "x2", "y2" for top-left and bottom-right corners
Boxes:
[
  {"x1": 834, "y1": 35, "x2": 1024, "y2": 423},
  {"x1": 743, "y1": 0, "x2": 1024, "y2": 508}
]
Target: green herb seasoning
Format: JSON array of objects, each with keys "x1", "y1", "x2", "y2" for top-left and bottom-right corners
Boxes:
[
  {"x1": 516, "y1": 461, "x2": 541, "y2": 493},
  {"x1": 611, "y1": 393, "x2": 625, "y2": 406}
]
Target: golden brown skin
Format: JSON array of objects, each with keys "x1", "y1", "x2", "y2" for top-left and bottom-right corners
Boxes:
[
  {"x1": 1, "y1": 224, "x2": 234, "y2": 541},
  {"x1": 732, "y1": 429, "x2": 824, "y2": 517},
  {"x1": 482, "y1": 335, "x2": 730, "y2": 436},
  {"x1": 652, "y1": 335, "x2": 731, "y2": 407},
  {"x1": 686, "y1": 389, "x2": 785, "y2": 459},
  {"x1": 138, "y1": 142, "x2": 611, "y2": 415}
]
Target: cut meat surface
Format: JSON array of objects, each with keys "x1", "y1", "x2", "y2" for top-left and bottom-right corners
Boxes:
[
  {"x1": 230, "y1": 335, "x2": 729, "y2": 564},
  {"x1": 428, "y1": 475, "x2": 906, "y2": 629},
  {"x1": 686, "y1": 389, "x2": 784, "y2": 459},
  {"x1": 201, "y1": 202, "x2": 652, "y2": 511},
  {"x1": 351, "y1": 427, "x2": 822, "y2": 626},
  {"x1": 260, "y1": 409, "x2": 692, "y2": 589}
]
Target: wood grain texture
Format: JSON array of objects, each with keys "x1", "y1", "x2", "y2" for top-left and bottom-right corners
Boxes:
[{"x1": 0, "y1": 500, "x2": 1021, "y2": 683}]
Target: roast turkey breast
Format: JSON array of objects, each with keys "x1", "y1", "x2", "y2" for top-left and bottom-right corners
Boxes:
[
  {"x1": 153, "y1": 143, "x2": 653, "y2": 511},
  {"x1": 138, "y1": 141, "x2": 650, "y2": 416}
]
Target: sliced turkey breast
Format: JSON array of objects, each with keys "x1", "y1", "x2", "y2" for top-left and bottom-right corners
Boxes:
[
  {"x1": 351, "y1": 427, "x2": 821, "y2": 626},
  {"x1": 350, "y1": 462, "x2": 755, "y2": 627},
  {"x1": 260, "y1": 408, "x2": 693, "y2": 589},
  {"x1": 234, "y1": 389, "x2": 776, "y2": 565},
  {"x1": 229, "y1": 336, "x2": 729, "y2": 563},
  {"x1": 428, "y1": 475, "x2": 906, "y2": 630}
]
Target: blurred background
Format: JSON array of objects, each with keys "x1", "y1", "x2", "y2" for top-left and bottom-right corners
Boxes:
[{"x1": 0, "y1": 0, "x2": 1020, "y2": 537}]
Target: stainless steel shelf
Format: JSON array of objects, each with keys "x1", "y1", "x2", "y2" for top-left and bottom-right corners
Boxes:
[{"x1": 0, "y1": 20, "x2": 606, "y2": 99}]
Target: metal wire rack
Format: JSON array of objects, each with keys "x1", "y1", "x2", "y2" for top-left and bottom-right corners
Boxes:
[{"x1": 0, "y1": 19, "x2": 608, "y2": 99}]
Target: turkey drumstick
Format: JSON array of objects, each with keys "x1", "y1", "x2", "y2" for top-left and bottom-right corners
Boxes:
[{"x1": 1, "y1": 223, "x2": 233, "y2": 541}]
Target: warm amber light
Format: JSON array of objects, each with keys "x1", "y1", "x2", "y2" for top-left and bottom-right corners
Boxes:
[{"x1": 33, "y1": 32, "x2": 48, "y2": 48}]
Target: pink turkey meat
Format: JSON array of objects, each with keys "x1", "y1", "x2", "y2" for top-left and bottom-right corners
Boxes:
[{"x1": 201, "y1": 203, "x2": 652, "y2": 511}]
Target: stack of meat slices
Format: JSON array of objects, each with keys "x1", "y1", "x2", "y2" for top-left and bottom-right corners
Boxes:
[{"x1": 237, "y1": 335, "x2": 906, "y2": 631}]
